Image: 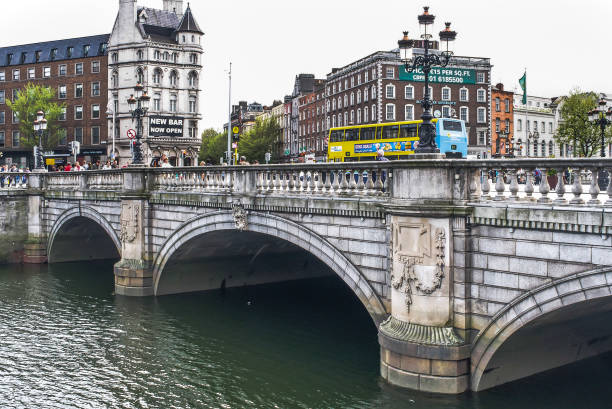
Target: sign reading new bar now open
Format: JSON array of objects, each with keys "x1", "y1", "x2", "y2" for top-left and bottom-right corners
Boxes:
[
  {"x1": 399, "y1": 66, "x2": 475, "y2": 84},
  {"x1": 149, "y1": 116, "x2": 184, "y2": 137}
]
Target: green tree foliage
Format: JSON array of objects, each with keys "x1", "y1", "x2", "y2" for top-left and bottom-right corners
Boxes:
[
  {"x1": 554, "y1": 88, "x2": 611, "y2": 157},
  {"x1": 7, "y1": 83, "x2": 66, "y2": 150},
  {"x1": 238, "y1": 118, "x2": 281, "y2": 163},
  {"x1": 198, "y1": 128, "x2": 227, "y2": 164}
]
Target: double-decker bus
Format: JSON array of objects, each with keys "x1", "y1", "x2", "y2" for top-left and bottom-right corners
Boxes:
[{"x1": 327, "y1": 118, "x2": 468, "y2": 162}]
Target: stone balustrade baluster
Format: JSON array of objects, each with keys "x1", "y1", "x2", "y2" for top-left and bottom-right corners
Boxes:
[
  {"x1": 323, "y1": 170, "x2": 332, "y2": 192},
  {"x1": 300, "y1": 171, "x2": 308, "y2": 192},
  {"x1": 365, "y1": 169, "x2": 375, "y2": 195},
  {"x1": 494, "y1": 168, "x2": 505, "y2": 201},
  {"x1": 331, "y1": 170, "x2": 340, "y2": 192},
  {"x1": 606, "y1": 168, "x2": 612, "y2": 207},
  {"x1": 554, "y1": 167, "x2": 567, "y2": 204},
  {"x1": 508, "y1": 169, "x2": 519, "y2": 201},
  {"x1": 523, "y1": 168, "x2": 534, "y2": 201},
  {"x1": 348, "y1": 170, "x2": 357, "y2": 193},
  {"x1": 255, "y1": 171, "x2": 263, "y2": 192},
  {"x1": 588, "y1": 168, "x2": 600, "y2": 205},
  {"x1": 537, "y1": 168, "x2": 551, "y2": 203},
  {"x1": 309, "y1": 171, "x2": 317, "y2": 193},
  {"x1": 480, "y1": 167, "x2": 490, "y2": 201},
  {"x1": 374, "y1": 169, "x2": 384, "y2": 195},
  {"x1": 356, "y1": 170, "x2": 365, "y2": 193},
  {"x1": 340, "y1": 169, "x2": 349, "y2": 193},
  {"x1": 569, "y1": 167, "x2": 584, "y2": 205}
]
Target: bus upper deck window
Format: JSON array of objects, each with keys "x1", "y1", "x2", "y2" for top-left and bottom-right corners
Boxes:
[
  {"x1": 361, "y1": 127, "x2": 376, "y2": 140},
  {"x1": 382, "y1": 125, "x2": 399, "y2": 139},
  {"x1": 400, "y1": 124, "x2": 417, "y2": 138}
]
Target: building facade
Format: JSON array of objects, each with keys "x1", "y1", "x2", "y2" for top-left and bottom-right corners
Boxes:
[
  {"x1": 325, "y1": 47, "x2": 492, "y2": 158},
  {"x1": 0, "y1": 35, "x2": 109, "y2": 168},
  {"x1": 298, "y1": 80, "x2": 326, "y2": 161},
  {"x1": 108, "y1": 0, "x2": 203, "y2": 166},
  {"x1": 491, "y1": 83, "x2": 514, "y2": 157},
  {"x1": 513, "y1": 93, "x2": 556, "y2": 157}
]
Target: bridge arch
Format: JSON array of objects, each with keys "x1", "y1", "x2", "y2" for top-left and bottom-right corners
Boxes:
[
  {"x1": 152, "y1": 210, "x2": 388, "y2": 324},
  {"x1": 48, "y1": 206, "x2": 121, "y2": 263},
  {"x1": 471, "y1": 267, "x2": 612, "y2": 391}
]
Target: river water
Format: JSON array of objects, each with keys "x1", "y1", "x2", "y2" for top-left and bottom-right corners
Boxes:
[{"x1": 1, "y1": 261, "x2": 611, "y2": 409}]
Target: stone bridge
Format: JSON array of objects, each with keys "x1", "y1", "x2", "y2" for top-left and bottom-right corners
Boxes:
[{"x1": 1, "y1": 158, "x2": 612, "y2": 394}]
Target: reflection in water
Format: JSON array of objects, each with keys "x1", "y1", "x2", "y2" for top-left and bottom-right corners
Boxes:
[{"x1": 0, "y1": 261, "x2": 611, "y2": 408}]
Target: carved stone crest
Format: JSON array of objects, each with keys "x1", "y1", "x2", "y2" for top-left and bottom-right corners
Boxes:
[
  {"x1": 232, "y1": 203, "x2": 248, "y2": 231},
  {"x1": 120, "y1": 203, "x2": 140, "y2": 243},
  {"x1": 391, "y1": 226, "x2": 446, "y2": 311}
]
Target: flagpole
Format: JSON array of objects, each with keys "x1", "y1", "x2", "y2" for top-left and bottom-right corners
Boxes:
[{"x1": 523, "y1": 68, "x2": 528, "y2": 157}]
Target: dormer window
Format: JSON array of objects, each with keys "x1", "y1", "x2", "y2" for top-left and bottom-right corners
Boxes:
[
  {"x1": 7, "y1": 53, "x2": 13, "y2": 65},
  {"x1": 20, "y1": 52, "x2": 27, "y2": 64},
  {"x1": 83, "y1": 45, "x2": 90, "y2": 57},
  {"x1": 35, "y1": 51, "x2": 41, "y2": 63},
  {"x1": 50, "y1": 48, "x2": 57, "y2": 60},
  {"x1": 98, "y1": 43, "x2": 106, "y2": 55},
  {"x1": 191, "y1": 35, "x2": 195, "y2": 42},
  {"x1": 67, "y1": 47, "x2": 73, "y2": 58}
]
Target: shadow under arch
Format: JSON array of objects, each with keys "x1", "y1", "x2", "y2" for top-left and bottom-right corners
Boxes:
[
  {"x1": 471, "y1": 266, "x2": 612, "y2": 391},
  {"x1": 48, "y1": 206, "x2": 121, "y2": 263},
  {"x1": 152, "y1": 211, "x2": 388, "y2": 325}
]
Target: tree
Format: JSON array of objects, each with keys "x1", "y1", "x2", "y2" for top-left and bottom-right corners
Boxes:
[
  {"x1": 7, "y1": 83, "x2": 66, "y2": 150},
  {"x1": 238, "y1": 117, "x2": 282, "y2": 163},
  {"x1": 198, "y1": 128, "x2": 227, "y2": 164},
  {"x1": 554, "y1": 88, "x2": 611, "y2": 157}
]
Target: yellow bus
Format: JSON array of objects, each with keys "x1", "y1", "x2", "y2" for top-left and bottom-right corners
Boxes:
[{"x1": 327, "y1": 118, "x2": 468, "y2": 162}]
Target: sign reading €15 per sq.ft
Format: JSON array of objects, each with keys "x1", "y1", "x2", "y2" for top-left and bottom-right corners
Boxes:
[
  {"x1": 399, "y1": 66, "x2": 475, "y2": 84},
  {"x1": 149, "y1": 116, "x2": 184, "y2": 137}
]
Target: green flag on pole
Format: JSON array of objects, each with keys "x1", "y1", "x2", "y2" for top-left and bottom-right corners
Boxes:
[{"x1": 519, "y1": 72, "x2": 527, "y2": 104}]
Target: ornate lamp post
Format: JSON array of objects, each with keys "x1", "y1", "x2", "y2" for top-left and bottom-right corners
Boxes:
[
  {"x1": 127, "y1": 83, "x2": 150, "y2": 165},
  {"x1": 32, "y1": 110, "x2": 47, "y2": 170},
  {"x1": 588, "y1": 96, "x2": 612, "y2": 157},
  {"x1": 529, "y1": 129, "x2": 539, "y2": 157},
  {"x1": 398, "y1": 6, "x2": 457, "y2": 154}
]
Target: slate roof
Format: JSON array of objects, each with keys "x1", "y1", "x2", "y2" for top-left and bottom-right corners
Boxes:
[
  {"x1": 138, "y1": 7, "x2": 180, "y2": 30},
  {"x1": 0, "y1": 34, "x2": 109, "y2": 68},
  {"x1": 176, "y1": 4, "x2": 204, "y2": 34}
]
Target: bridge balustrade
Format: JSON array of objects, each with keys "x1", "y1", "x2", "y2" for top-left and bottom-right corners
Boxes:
[
  {"x1": 44, "y1": 170, "x2": 123, "y2": 191},
  {"x1": 0, "y1": 172, "x2": 29, "y2": 190}
]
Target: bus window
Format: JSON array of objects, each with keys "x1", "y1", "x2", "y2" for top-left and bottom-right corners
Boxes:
[
  {"x1": 360, "y1": 126, "x2": 376, "y2": 141},
  {"x1": 400, "y1": 123, "x2": 418, "y2": 138},
  {"x1": 382, "y1": 125, "x2": 399, "y2": 139},
  {"x1": 442, "y1": 120, "x2": 463, "y2": 132},
  {"x1": 330, "y1": 129, "x2": 344, "y2": 142},
  {"x1": 345, "y1": 128, "x2": 359, "y2": 141}
]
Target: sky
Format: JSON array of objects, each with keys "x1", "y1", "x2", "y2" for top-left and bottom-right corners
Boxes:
[{"x1": 2, "y1": 0, "x2": 611, "y2": 130}]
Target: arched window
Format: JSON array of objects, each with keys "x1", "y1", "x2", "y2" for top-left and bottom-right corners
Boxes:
[
  {"x1": 332, "y1": 99, "x2": 336, "y2": 110},
  {"x1": 357, "y1": 108, "x2": 361, "y2": 124},
  {"x1": 173, "y1": 53, "x2": 179, "y2": 63},
  {"x1": 357, "y1": 90, "x2": 361, "y2": 104},
  {"x1": 191, "y1": 35, "x2": 195, "y2": 42},
  {"x1": 111, "y1": 70, "x2": 118, "y2": 88},
  {"x1": 549, "y1": 141, "x2": 554, "y2": 156},
  {"x1": 364, "y1": 88, "x2": 369, "y2": 102},
  {"x1": 189, "y1": 53, "x2": 198, "y2": 64},
  {"x1": 188, "y1": 71, "x2": 198, "y2": 87},
  {"x1": 169, "y1": 70, "x2": 178, "y2": 86},
  {"x1": 350, "y1": 110, "x2": 354, "y2": 124},
  {"x1": 364, "y1": 106, "x2": 369, "y2": 123},
  {"x1": 350, "y1": 92, "x2": 354, "y2": 105},
  {"x1": 337, "y1": 97, "x2": 341, "y2": 109},
  {"x1": 153, "y1": 68, "x2": 162, "y2": 85},
  {"x1": 344, "y1": 95, "x2": 348, "y2": 107},
  {"x1": 371, "y1": 85, "x2": 377, "y2": 99},
  {"x1": 136, "y1": 68, "x2": 144, "y2": 84},
  {"x1": 182, "y1": 35, "x2": 186, "y2": 43},
  {"x1": 541, "y1": 140, "x2": 546, "y2": 157},
  {"x1": 372, "y1": 104, "x2": 377, "y2": 120}
]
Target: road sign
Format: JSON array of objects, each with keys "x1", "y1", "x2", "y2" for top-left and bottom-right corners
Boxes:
[
  {"x1": 127, "y1": 129, "x2": 136, "y2": 139},
  {"x1": 232, "y1": 126, "x2": 240, "y2": 134}
]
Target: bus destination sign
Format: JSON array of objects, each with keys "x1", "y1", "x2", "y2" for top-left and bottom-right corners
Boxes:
[{"x1": 399, "y1": 67, "x2": 475, "y2": 84}]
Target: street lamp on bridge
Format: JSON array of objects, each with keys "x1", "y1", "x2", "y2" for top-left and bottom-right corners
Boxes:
[
  {"x1": 33, "y1": 110, "x2": 47, "y2": 170},
  {"x1": 588, "y1": 96, "x2": 612, "y2": 158},
  {"x1": 398, "y1": 6, "x2": 457, "y2": 154},
  {"x1": 528, "y1": 129, "x2": 539, "y2": 157},
  {"x1": 127, "y1": 83, "x2": 150, "y2": 166}
]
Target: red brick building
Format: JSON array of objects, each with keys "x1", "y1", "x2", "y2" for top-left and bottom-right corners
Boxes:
[
  {"x1": 491, "y1": 83, "x2": 514, "y2": 156},
  {"x1": 0, "y1": 34, "x2": 109, "y2": 167},
  {"x1": 298, "y1": 79, "x2": 326, "y2": 161}
]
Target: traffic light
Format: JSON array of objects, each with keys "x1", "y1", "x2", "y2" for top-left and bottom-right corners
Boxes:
[{"x1": 232, "y1": 133, "x2": 240, "y2": 142}]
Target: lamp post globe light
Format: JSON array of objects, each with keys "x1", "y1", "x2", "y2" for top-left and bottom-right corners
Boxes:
[
  {"x1": 398, "y1": 6, "x2": 457, "y2": 154},
  {"x1": 588, "y1": 96, "x2": 612, "y2": 158},
  {"x1": 32, "y1": 110, "x2": 47, "y2": 170},
  {"x1": 127, "y1": 83, "x2": 151, "y2": 165}
]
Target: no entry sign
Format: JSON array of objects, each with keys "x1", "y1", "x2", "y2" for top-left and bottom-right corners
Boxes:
[{"x1": 127, "y1": 129, "x2": 136, "y2": 139}]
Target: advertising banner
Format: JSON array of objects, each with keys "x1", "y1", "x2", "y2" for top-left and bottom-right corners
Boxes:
[
  {"x1": 354, "y1": 141, "x2": 416, "y2": 154},
  {"x1": 149, "y1": 116, "x2": 184, "y2": 137},
  {"x1": 400, "y1": 66, "x2": 475, "y2": 84}
]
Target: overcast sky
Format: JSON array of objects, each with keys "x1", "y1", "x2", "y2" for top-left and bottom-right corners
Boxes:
[{"x1": 2, "y1": 0, "x2": 611, "y2": 129}]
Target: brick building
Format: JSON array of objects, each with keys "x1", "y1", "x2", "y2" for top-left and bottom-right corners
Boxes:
[
  {"x1": 325, "y1": 46, "x2": 492, "y2": 157},
  {"x1": 0, "y1": 34, "x2": 109, "y2": 168},
  {"x1": 298, "y1": 79, "x2": 326, "y2": 161},
  {"x1": 491, "y1": 83, "x2": 514, "y2": 157}
]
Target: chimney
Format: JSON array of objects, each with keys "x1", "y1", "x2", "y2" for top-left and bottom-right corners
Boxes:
[
  {"x1": 496, "y1": 83, "x2": 504, "y2": 91},
  {"x1": 163, "y1": 0, "x2": 184, "y2": 17}
]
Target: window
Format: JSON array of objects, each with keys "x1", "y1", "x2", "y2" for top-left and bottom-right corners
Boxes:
[
  {"x1": 58, "y1": 85, "x2": 67, "y2": 99},
  {"x1": 350, "y1": 92, "x2": 354, "y2": 105},
  {"x1": 350, "y1": 110, "x2": 355, "y2": 124},
  {"x1": 357, "y1": 108, "x2": 361, "y2": 124},
  {"x1": 111, "y1": 53, "x2": 118, "y2": 63},
  {"x1": 372, "y1": 104, "x2": 377, "y2": 121},
  {"x1": 344, "y1": 79, "x2": 348, "y2": 90},
  {"x1": 541, "y1": 121, "x2": 545, "y2": 133},
  {"x1": 357, "y1": 74, "x2": 361, "y2": 86},
  {"x1": 337, "y1": 97, "x2": 341, "y2": 109},
  {"x1": 153, "y1": 68, "x2": 162, "y2": 84},
  {"x1": 0, "y1": 90, "x2": 4, "y2": 104},
  {"x1": 495, "y1": 118, "x2": 500, "y2": 132},
  {"x1": 541, "y1": 140, "x2": 546, "y2": 156},
  {"x1": 0, "y1": 112, "x2": 4, "y2": 124},
  {"x1": 13, "y1": 69, "x2": 20, "y2": 81},
  {"x1": 35, "y1": 50, "x2": 41, "y2": 63},
  {"x1": 189, "y1": 96, "x2": 196, "y2": 113},
  {"x1": 170, "y1": 94, "x2": 177, "y2": 112},
  {"x1": 517, "y1": 119, "x2": 522, "y2": 131},
  {"x1": 344, "y1": 95, "x2": 348, "y2": 107},
  {"x1": 12, "y1": 131, "x2": 19, "y2": 147},
  {"x1": 28, "y1": 68, "x2": 35, "y2": 79},
  {"x1": 83, "y1": 44, "x2": 90, "y2": 57},
  {"x1": 365, "y1": 71, "x2": 369, "y2": 82},
  {"x1": 386, "y1": 67, "x2": 394, "y2": 78},
  {"x1": 91, "y1": 127, "x2": 100, "y2": 145},
  {"x1": 460, "y1": 106, "x2": 468, "y2": 122},
  {"x1": 495, "y1": 98, "x2": 500, "y2": 111},
  {"x1": 92, "y1": 61, "x2": 100, "y2": 73},
  {"x1": 189, "y1": 53, "x2": 198, "y2": 64},
  {"x1": 423, "y1": 86, "x2": 433, "y2": 99},
  {"x1": 386, "y1": 84, "x2": 395, "y2": 99},
  {"x1": 50, "y1": 49, "x2": 57, "y2": 60},
  {"x1": 549, "y1": 141, "x2": 554, "y2": 156},
  {"x1": 477, "y1": 89, "x2": 486, "y2": 102},
  {"x1": 163, "y1": 52, "x2": 169, "y2": 61},
  {"x1": 405, "y1": 85, "x2": 414, "y2": 99},
  {"x1": 442, "y1": 105, "x2": 451, "y2": 118},
  {"x1": 154, "y1": 50, "x2": 161, "y2": 60},
  {"x1": 170, "y1": 71, "x2": 178, "y2": 86},
  {"x1": 477, "y1": 107, "x2": 486, "y2": 123},
  {"x1": 75, "y1": 105, "x2": 83, "y2": 120},
  {"x1": 111, "y1": 71, "x2": 118, "y2": 88},
  {"x1": 59, "y1": 107, "x2": 66, "y2": 121},
  {"x1": 527, "y1": 120, "x2": 530, "y2": 130},
  {"x1": 478, "y1": 131, "x2": 486, "y2": 145},
  {"x1": 137, "y1": 68, "x2": 144, "y2": 84},
  {"x1": 344, "y1": 112, "x2": 348, "y2": 126},
  {"x1": 75, "y1": 127, "x2": 83, "y2": 143},
  {"x1": 58, "y1": 129, "x2": 67, "y2": 145},
  {"x1": 356, "y1": 90, "x2": 361, "y2": 104},
  {"x1": 137, "y1": 50, "x2": 144, "y2": 61},
  {"x1": 0, "y1": 71, "x2": 4, "y2": 81},
  {"x1": 75, "y1": 83, "x2": 83, "y2": 98},
  {"x1": 364, "y1": 88, "x2": 369, "y2": 102},
  {"x1": 13, "y1": 111, "x2": 19, "y2": 123},
  {"x1": 504, "y1": 98, "x2": 510, "y2": 113},
  {"x1": 92, "y1": 104, "x2": 100, "y2": 119},
  {"x1": 154, "y1": 93, "x2": 161, "y2": 111},
  {"x1": 75, "y1": 63, "x2": 83, "y2": 75},
  {"x1": 332, "y1": 99, "x2": 336, "y2": 110},
  {"x1": 459, "y1": 88, "x2": 468, "y2": 102},
  {"x1": 188, "y1": 71, "x2": 198, "y2": 87},
  {"x1": 351, "y1": 77, "x2": 354, "y2": 87},
  {"x1": 20, "y1": 52, "x2": 26, "y2": 64},
  {"x1": 477, "y1": 72, "x2": 485, "y2": 83},
  {"x1": 0, "y1": 131, "x2": 4, "y2": 147},
  {"x1": 385, "y1": 104, "x2": 395, "y2": 121},
  {"x1": 59, "y1": 65, "x2": 67, "y2": 76},
  {"x1": 372, "y1": 85, "x2": 377, "y2": 99},
  {"x1": 189, "y1": 121, "x2": 197, "y2": 138},
  {"x1": 91, "y1": 82, "x2": 101, "y2": 97},
  {"x1": 442, "y1": 87, "x2": 451, "y2": 101},
  {"x1": 405, "y1": 104, "x2": 414, "y2": 121},
  {"x1": 549, "y1": 122, "x2": 553, "y2": 134},
  {"x1": 12, "y1": 89, "x2": 18, "y2": 101},
  {"x1": 505, "y1": 119, "x2": 510, "y2": 131}
]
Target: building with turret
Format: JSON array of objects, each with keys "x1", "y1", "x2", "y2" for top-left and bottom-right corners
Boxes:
[{"x1": 108, "y1": 0, "x2": 204, "y2": 166}]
